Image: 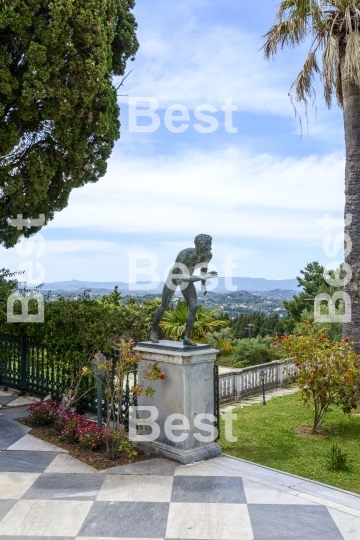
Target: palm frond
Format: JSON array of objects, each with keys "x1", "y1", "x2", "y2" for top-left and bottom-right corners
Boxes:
[
  {"x1": 327, "y1": 0, "x2": 351, "y2": 10},
  {"x1": 214, "y1": 337, "x2": 234, "y2": 353},
  {"x1": 344, "y1": 32, "x2": 360, "y2": 86},
  {"x1": 264, "y1": 0, "x2": 360, "y2": 112},
  {"x1": 276, "y1": 0, "x2": 322, "y2": 22},
  {"x1": 313, "y1": 17, "x2": 333, "y2": 49},
  {"x1": 291, "y1": 52, "x2": 320, "y2": 105},
  {"x1": 159, "y1": 301, "x2": 229, "y2": 341},
  {"x1": 263, "y1": 18, "x2": 307, "y2": 58},
  {"x1": 322, "y1": 34, "x2": 340, "y2": 106},
  {"x1": 292, "y1": 51, "x2": 321, "y2": 104}
]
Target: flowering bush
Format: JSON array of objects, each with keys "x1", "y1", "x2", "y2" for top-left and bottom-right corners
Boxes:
[
  {"x1": 273, "y1": 321, "x2": 360, "y2": 432},
  {"x1": 58, "y1": 412, "x2": 88, "y2": 443},
  {"x1": 28, "y1": 401, "x2": 104, "y2": 450},
  {"x1": 77, "y1": 424, "x2": 106, "y2": 450},
  {"x1": 27, "y1": 399, "x2": 62, "y2": 425}
]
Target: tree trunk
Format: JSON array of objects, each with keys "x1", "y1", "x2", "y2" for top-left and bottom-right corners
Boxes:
[{"x1": 342, "y1": 61, "x2": 360, "y2": 351}]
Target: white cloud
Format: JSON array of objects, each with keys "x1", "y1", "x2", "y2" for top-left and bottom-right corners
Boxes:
[
  {"x1": 47, "y1": 147, "x2": 345, "y2": 241},
  {"x1": 43, "y1": 240, "x2": 117, "y2": 255},
  {"x1": 119, "y1": 25, "x2": 299, "y2": 117}
]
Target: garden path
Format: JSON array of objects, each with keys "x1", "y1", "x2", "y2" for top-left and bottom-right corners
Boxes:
[{"x1": 220, "y1": 386, "x2": 299, "y2": 413}]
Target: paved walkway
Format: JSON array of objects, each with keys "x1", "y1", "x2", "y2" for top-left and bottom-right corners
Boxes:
[
  {"x1": 0, "y1": 397, "x2": 360, "y2": 539},
  {"x1": 220, "y1": 386, "x2": 299, "y2": 413}
]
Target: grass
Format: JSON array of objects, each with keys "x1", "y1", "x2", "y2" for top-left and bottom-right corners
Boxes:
[{"x1": 219, "y1": 392, "x2": 360, "y2": 494}]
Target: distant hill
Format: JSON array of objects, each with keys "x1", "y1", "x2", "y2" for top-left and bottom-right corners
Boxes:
[
  {"x1": 38, "y1": 279, "x2": 129, "y2": 292},
  {"x1": 38, "y1": 277, "x2": 299, "y2": 293},
  {"x1": 215, "y1": 277, "x2": 298, "y2": 292}
]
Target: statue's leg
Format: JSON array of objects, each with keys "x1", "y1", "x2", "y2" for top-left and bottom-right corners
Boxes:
[
  {"x1": 150, "y1": 284, "x2": 175, "y2": 342},
  {"x1": 182, "y1": 282, "x2": 197, "y2": 346}
]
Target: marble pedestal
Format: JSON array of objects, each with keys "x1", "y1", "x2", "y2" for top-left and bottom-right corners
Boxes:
[{"x1": 132, "y1": 340, "x2": 221, "y2": 464}]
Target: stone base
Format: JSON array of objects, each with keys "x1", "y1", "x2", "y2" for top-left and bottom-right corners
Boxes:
[{"x1": 133, "y1": 436, "x2": 221, "y2": 465}]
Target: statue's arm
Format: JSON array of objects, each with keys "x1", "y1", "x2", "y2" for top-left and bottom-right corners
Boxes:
[{"x1": 180, "y1": 271, "x2": 218, "y2": 282}]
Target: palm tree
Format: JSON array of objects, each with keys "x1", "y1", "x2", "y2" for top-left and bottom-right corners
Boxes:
[
  {"x1": 160, "y1": 301, "x2": 233, "y2": 351},
  {"x1": 263, "y1": 1, "x2": 360, "y2": 349}
]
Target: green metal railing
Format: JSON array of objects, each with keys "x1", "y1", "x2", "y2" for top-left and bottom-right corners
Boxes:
[{"x1": 0, "y1": 333, "x2": 138, "y2": 427}]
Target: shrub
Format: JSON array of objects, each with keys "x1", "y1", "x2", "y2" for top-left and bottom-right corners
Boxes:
[
  {"x1": 27, "y1": 400, "x2": 61, "y2": 425},
  {"x1": 274, "y1": 321, "x2": 360, "y2": 432},
  {"x1": 56, "y1": 411, "x2": 104, "y2": 450},
  {"x1": 27, "y1": 393, "x2": 124, "y2": 453},
  {"x1": 58, "y1": 412, "x2": 88, "y2": 443},
  {"x1": 232, "y1": 337, "x2": 278, "y2": 367},
  {"x1": 77, "y1": 424, "x2": 105, "y2": 451},
  {"x1": 3, "y1": 288, "x2": 161, "y2": 408}
]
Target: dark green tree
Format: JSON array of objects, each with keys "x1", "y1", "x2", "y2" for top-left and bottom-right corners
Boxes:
[
  {"x1": 230, "y1": 311, "x2": 285, "y2": 339},
  {"x1": 283, "y1": 261, "x2": 343, "y2": 336},
  {"x1": 283, "y1": 262, "x2": 326, "y2": 327},
  {"x1": 0, "y1": 267, "x2": 18, "y2": 329},
  {"x1": 0, "y1": 0, "x2": 138, "y2": 247}
]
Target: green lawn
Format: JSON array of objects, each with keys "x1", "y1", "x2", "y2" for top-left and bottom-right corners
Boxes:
[{"x1": 219, "y1": 392, "x2": 360, "y2": 494}]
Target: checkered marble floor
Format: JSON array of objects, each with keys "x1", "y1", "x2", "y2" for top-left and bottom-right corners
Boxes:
[{"x1": 1, "y1": 404, "x2": 360, "y2": 539}]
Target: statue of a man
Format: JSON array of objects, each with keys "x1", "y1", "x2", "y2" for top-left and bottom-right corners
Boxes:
[{"x1": 150, "y1": 234, "x2": 217, "y2": 346}]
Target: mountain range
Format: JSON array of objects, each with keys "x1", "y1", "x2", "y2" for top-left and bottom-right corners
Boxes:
[{"x1": 37, "y1": 277, "x2": 299, "y2": 293}]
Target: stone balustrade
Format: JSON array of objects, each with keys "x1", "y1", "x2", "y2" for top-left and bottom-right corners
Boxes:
[{"x1": 218, "y1": 359, "x2": 295, "y2": 403}]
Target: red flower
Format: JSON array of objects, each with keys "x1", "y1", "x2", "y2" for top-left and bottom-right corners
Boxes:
[
  {"x1": 352, "y1": 403, "x2": 358, "y2": 409},
  {"x1": 157, "y1": 374, "x2": 166, "y2": 380}
]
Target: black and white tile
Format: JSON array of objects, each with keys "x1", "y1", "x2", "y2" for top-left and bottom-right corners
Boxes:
[{"x1": 0, "y1": 413, "x2": 359, "y2": 540}]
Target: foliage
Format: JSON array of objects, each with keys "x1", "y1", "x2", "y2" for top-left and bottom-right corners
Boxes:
[
  {"x1": 160, "y1": 300, "x2": 229, "y2": 343},
  {"x1": 206, "y1": 327, "x2": 235, "y2": 354},
  {"x1": 96, "y1": 339, "x2": 166, "y2": 460},
  {"x1": 1, "y1": 288, "x2": 160, "y2": 406},
  {"x1": 58, "y1": 413, "x2": 89, "y2": 442},
  {"x1": 98, "y1": 292, "x2": 161, "y2": 344},
  {"x1": 232, "y1": 336, "x2": 278, "y2": 368},
  {"x1": 76, "y1": 422, "x2": 105, "y2": 451},
  {"x1": 28, "y1": 399, "x2": 105, "y2": 450},
  {"x1": 274, "y1": 321, "x2": 360, "y2": 432},
  {"x1": 27, "y1": 399, "x2": 61, "y2": 425},
  {"x1": 57, "y1": 412, "x2": 105, "y2": 450},
  {"x1": 294, "y1": 308, "x2": 343, "y2": 343},
  {"x1": 219, "y1": 392, "x2": 360, "y2": 494},
  {"x1": 25, "y1": 290, "x2": 126, "y2": 406},
  {"x1": 327, "y1": 443, "x2": 348, "y2": 472},
  {"x1": 283, "y1": 262, "x2": 343, "y2": 337},
  {"x1": 263, "y1": 0, "x2": 360, "y2": 110},
  {"x1": 0, "y1": 0, "x2": 139, "y2": 248},
  {"x1": 230, "y1": 311, "x2": 285, "y2": 340},
  {"x1": 0, "y1": 267, "x2": 19, "y2": 329}
]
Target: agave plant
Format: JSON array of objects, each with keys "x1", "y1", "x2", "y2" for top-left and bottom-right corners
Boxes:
[
  {"x1": 160, "y1": 300, "x2": 231, "y2": 350},
  {"x1": 263, "y1": 1, "x2": 360, "y2": 349}
]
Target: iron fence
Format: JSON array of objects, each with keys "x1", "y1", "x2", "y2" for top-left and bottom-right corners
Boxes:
[{"x1": 0, "y1": 333, "x2": 138, "y2": 427}]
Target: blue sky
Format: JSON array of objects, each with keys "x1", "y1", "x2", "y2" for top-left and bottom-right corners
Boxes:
[{"x1": 0, "y1": 0, "x2": 346, "y2": 285}]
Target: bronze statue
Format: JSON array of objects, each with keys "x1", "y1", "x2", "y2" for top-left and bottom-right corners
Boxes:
[{"x1": 150, "y1": 234, "x2": 217, "y2": 346}]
